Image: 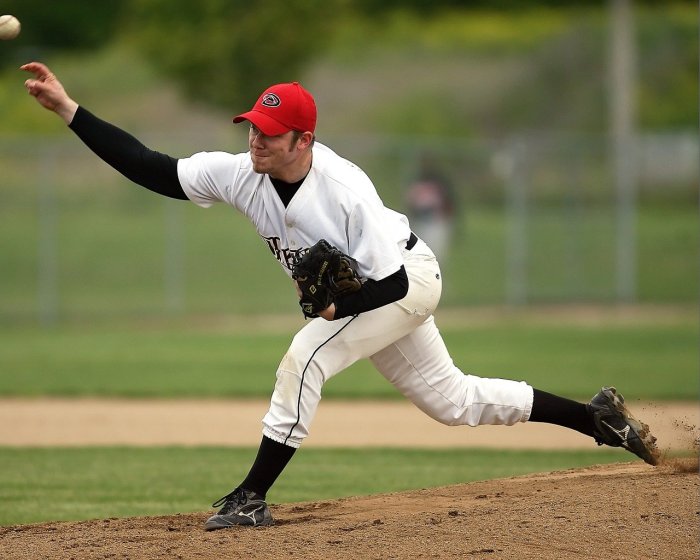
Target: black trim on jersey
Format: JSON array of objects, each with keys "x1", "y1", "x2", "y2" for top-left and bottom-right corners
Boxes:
[
  {"x1": 69, "y1": 106, "x2": 187, "y2": 200},
  {"x1": 333, "y1": 265, "x2": 409, "y2": 319},
  {"x1": 406, "y1": 232, "x2": 418, "y2": 251},
  {"x1": 284, "y1": 315, "x2": 359, "y2": 446}
]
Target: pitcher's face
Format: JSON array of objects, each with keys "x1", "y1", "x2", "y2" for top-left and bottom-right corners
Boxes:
[{"x1": 248, "y1": 125, "x2": 302, "y2": 177}]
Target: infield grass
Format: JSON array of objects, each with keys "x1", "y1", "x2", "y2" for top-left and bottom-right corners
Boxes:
[
  {"x1": 0, "y1": 446, "x2": 635, "y2": 526},
  {"x1": 0, "y1": 313, "x2": 696, "y2": 400}
]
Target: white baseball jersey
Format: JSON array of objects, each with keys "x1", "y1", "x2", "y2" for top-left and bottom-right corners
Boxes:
[{"x1": 177, "y1": 142, "x2": 412, "y2": 281}]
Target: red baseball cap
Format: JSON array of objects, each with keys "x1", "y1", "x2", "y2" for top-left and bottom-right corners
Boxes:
[{"x1": 233, "y1": 82, "x2": 317, "y2": 136}]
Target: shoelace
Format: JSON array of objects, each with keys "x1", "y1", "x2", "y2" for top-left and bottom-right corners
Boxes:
[{"x1": 211, "y1": 487, "x2": 247, "y2": 510}]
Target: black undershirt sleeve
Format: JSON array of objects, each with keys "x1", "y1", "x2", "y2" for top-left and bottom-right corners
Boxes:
[
  {"x1": 68, "y1": 106, "x2": 187, "y2": 200},
  {"x1": 333, "y1": 265, "x2": 409, "y2": 319}
]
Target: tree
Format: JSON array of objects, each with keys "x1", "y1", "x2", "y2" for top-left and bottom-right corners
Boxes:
[
  {"x1": 124, "y1": 0, "x2": 347, "y2": 108},
  {"x1": 0, "y1": 1, "x2": 124, "y2": 68}
]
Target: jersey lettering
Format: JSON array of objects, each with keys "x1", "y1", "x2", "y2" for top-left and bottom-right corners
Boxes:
[{"x1": 263, "y1": 235, "x2": 303, "y2": 271}]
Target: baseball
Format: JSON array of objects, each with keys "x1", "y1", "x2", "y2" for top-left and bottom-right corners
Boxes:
[{"x1": 0, "y1": 15, "x2": 21, "y2": 40}]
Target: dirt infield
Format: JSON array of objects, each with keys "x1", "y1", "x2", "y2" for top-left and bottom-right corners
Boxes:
[
  {"x1": 0, "y1": 398, "x2": 697, "y2": 450},
  {"x1": 0, "y1": 459, "x2": 697, "y2": 560}
]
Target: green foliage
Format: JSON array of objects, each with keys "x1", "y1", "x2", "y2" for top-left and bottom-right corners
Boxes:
[
  {"x1": 637, "y1": 5, "x2": 699, "y2": 128},
  {"x1": 0, "y1": 446, "x2": 628, "y2": 526},
  {"x1": 329, "y1": 8, "x2": 572, "y2": 61},
  {"x1": 315, "y1": 4, "x2": 696, "y2": 136},
  {"x1": 0, "y1": 1, "x2": 124, "y2": 68},
  {"x1": 351, "y1": 0, "x2": 694, "y2": 16},
  {"x1": 123, "y1": 0, "x2": 345, "y2": 108},
  {"x1": 471, "y1": 5, "x2": 697, "y2": 133},
  {"x1": 2, "y1": 3, "x2": 696, "y2": 132}
]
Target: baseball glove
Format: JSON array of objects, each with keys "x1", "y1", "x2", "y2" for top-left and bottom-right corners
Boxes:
[{"x1": 292, "y1": 239, "x2": 362, "y2": 318}]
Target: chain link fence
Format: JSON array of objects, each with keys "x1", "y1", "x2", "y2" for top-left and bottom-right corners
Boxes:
[{"x1": 1, "y1": 131, "x2": 696, "y2": 325}]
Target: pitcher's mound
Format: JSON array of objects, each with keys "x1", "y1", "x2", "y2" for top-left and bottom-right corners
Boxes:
[{"x1": 1, "y1": 458, "x2": 697, "y2": 560}]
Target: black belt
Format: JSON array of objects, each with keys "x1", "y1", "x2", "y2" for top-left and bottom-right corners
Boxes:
[{"x1": 405, "y1": 232, "x2": 418, "y2": 251}]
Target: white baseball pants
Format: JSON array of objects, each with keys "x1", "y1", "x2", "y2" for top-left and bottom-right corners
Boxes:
[{"x1": 262, "y1": 238, "x2": 534, "y2": 448}]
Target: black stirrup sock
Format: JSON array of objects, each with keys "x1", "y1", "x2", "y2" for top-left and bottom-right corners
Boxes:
[
  {"x1": 240, "y1": 436, "x2": 297, "y2": 499},
  {"x1": 529, "y1": 388, "x2": 596, "y2": 438}
]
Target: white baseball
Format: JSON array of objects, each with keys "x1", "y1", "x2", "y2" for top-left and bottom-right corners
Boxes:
[{"x1": 0, "y1": 15, "x2": 21, "y2": 41}]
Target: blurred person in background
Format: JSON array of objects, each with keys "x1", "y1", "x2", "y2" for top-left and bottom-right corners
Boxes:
[{"x1": 405, "y1": 154, "x2": 457, "y2": 261}]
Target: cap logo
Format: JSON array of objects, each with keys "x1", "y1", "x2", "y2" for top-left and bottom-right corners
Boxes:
[{"x1": 261, "y1": 93, "x2": 281, "y2": 107}]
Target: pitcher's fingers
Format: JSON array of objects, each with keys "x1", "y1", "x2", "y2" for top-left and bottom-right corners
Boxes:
[{"x1": 20, "y1": 62, "x2": 52, "y2": 80}]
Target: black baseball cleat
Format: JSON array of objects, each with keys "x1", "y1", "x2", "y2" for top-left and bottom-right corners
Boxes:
[
  {"x1": 588, "y1": 386, "x2": 660, "y2": 466},
  {"x1": 204, "y1": 487, "x2": 273, "y2": 530}
]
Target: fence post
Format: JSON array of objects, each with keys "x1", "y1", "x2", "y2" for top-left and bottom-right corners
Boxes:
[
  {"x1": 505, "y1": 140, "x2": 529, "y2": 306},
  {"x1": 164, "y1": 198, "x2": 185, "y2": 314},
  {"x1": 37, "y1": 150, "x2": 58, "y2": 327},
  {"x1": 610, "y1": 0, "x2": 638, "y2": 302}
]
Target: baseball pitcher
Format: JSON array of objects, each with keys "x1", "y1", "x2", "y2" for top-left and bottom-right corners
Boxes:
[{"x1": 21, "y1": 61, "x2": 659, "y2": 531}]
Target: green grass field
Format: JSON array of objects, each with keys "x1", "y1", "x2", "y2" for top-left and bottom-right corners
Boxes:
[
  {"x1": 0, "y1": 446, "x2": 632, "y2": 526},
  {"x1": 0, "y1": 314, "x2": 696, "y2": 400},
  {"x1": 0, "y1": 308, "x2": 695, "y2": 527}
]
